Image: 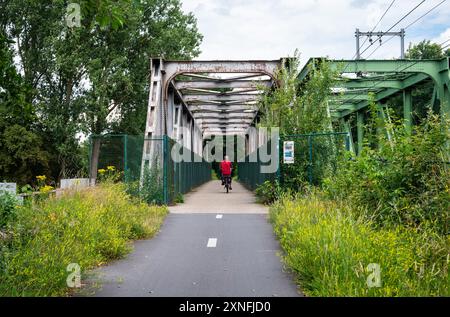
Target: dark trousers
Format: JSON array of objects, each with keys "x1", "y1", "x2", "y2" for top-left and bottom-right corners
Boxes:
[{"x1": 221, "y1": 175, "x2": 232, "y2": 186}]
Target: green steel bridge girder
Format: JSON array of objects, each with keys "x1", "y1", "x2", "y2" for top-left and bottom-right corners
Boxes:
[
  {"x1": 299, "y1": 57, "x2": 450, "y2": 155},
  {"x1": 300, "y1": 58, "x2": 450, "y2": 119}
]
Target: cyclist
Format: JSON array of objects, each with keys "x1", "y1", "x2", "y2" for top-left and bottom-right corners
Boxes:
[{"x1": 220, "y1": 155, "x2": 232, "y2": 190}]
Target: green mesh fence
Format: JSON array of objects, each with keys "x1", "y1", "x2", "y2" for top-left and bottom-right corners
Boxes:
[
  {"x1": 140, "y1": 137, "x2": 164, "y2": 204},
  {"x1": 280, "y1": 132, "x2": 350, "y2": 188},
  {"x1": 90, "y1": 134, "x2": 144, "y2": 183},
  {"x1": 89, "y1": 134, "x2": 211, "y2": 205},
  {"x1": 238, "y1": 139, "x2": 278, "y2": 191},
  {"x1": 238, "y1": 132, "x2": 350, "y2": 191},
  {"x1": 167, "y1": 138, "x2": 211, "y2": 203}
]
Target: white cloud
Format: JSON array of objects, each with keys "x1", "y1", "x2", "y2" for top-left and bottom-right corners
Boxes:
[
  {"x1": 181, "y1": 0, "x2": 450, "y2": 64},
  {"x1": 431, "y1": 27, "x2": 450, "y2": 45}
]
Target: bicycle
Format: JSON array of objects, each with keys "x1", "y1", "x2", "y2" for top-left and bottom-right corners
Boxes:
[{"x1": 223, "y1": 176, "x2": 232, "y2": 193}]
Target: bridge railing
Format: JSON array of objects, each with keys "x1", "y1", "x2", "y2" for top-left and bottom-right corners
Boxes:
[
  {"x1": 237, "y1": 139, "x2": 277, "y2": 191},
  {"x1": 166, "y1": 137, "x2": 211, "y2": 204},
  {"x1": 89, "y1": 134, "x2": 211, "y2": 205},
  {"x1": 279, "y1": 132, "x2": 350, "y2": 190},
  {"x1": 237, "y1": 132, "x2": 351, "y2": 191}
]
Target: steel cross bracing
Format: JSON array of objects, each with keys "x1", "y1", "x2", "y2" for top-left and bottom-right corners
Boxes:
[
  {"x1": 298, "y1": 57, "x2": 450, "y2": 155},
  {"x1": 299, "y1": 57, "x2": 450, "y2": 119},
  {"x1": 144, "y1": 59, "x2": 281, "y2": 140},
  {"x1": 141, "y1": 58, "x2": 282, "y2": 177}
]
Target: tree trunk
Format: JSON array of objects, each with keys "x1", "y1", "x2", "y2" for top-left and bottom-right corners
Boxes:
[{"x1": 90, "y1": 138, "x2": 101, "y2": 184}]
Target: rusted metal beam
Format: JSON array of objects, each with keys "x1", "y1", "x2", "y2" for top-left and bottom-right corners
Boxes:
[
  {"x1": 162, "y1": 59, "x2": 282, "y2": 101},
  {"x1": 204, "y1": 127, "x2": 248, "y2": 133},
  {"x1": 197, "y1": 119, "x2": 254, "y2": 124},
  {"x1": 193, "y1": 114, "x2": 255, "y2": 120},
  {"x1": 183, "y1": 94, "x2": 260, "y2": 103},
  {"x1": 199, "y1": 120, "x2": 253, "y2": 124},
  {"x1": 181, "y1": 89, "x2": 263, "y2": 96},
  {"x1": 189, "y1": 105, "x2": 258, "y2": 112},
  {"x1": 175, "y1": 80, "x2": 272, "y2": 90},
  {"x1": 163, "y1": 60, "x2": 280, "y2": 77}
]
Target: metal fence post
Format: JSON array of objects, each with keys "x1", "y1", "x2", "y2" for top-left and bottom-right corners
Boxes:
[
  {"x1": 345, "y1": 133, "x2": 350, "y2": 152},
  {"x1": 308, "y1": 135, "x2": 313, "y2": 186},
  {"x1": 123, "y1": 134, "x2": 128, "y2": 183},
  {"x1": 277, "y1": 135, "x2": 281, "y2": 183},
  {"x1": 163, "y1": 135, "x2": 168, "y2": 205},
  {"x1": 88, "y1": 135, "x2": 93, "y2": 180}
]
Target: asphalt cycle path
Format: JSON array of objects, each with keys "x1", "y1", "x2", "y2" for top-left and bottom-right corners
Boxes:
[{"x1": 86, "y1": 181, "x2": 301, "y2": 297}]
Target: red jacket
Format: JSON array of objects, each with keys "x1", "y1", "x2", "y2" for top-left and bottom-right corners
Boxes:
[{"x1": 220, "y1": 160, "x2": 232, "y2": 176}]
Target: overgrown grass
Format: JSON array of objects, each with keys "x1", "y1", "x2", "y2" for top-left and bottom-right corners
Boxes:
[
  {"x1": 270, "y1": 194, "x2": 449, "y2": 296},
  {"x1": 0, "y1": 182, "x2": 167, "y2": 296}
]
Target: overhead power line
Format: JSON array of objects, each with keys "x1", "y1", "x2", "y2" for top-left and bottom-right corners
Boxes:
[
  {"x1": 359, "y1": 0, "x2": 426, "y2": 57},
  {"x1": 439, "y1": 38, "x2": 450, "y2": 46},
  {"x1": 358, "y1": 0, "x2": 396, "y2": 53},
  {"x1": 364, "y1": 0, "x2": 447, "y2": 59},
  {"x1": 344, "y1": 0, "x2": 397, "y2": 72},
  {"x1": 404, "y1": 0, "x2": 447, "y2": 30}
]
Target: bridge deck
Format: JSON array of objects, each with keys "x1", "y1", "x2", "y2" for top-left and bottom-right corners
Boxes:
[{"x1": 169, "y1": 180, "x2": 268, "y2": 214}]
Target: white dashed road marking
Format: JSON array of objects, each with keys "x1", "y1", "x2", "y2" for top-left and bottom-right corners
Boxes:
[
  {"x1": 216, "y1": 214, "x2": 223, "y2": 219},
  {"x1": 207, "y1": 238, "x2": 217, "y2": 248}
]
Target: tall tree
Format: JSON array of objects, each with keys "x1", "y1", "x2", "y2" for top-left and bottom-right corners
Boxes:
[
  {"x1": 84, "y1": 0, "x2": 202, "y2": 179},
  {"x1": 1, "y1": 0, "x2": 203, "y2": 183},
  {"x1": 406, "y1": 40, "x2": 445, "y2": 59},
  {"x1": 0, "y1": 31, "x2": 50, "y2": 184}
]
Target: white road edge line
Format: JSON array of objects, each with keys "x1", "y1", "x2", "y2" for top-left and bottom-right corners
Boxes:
[
  {"x1": 207, "y1": 238, "x2": 217, "y2": 248},
  {"x1": 216, "y1": 214, "x2": 223, "y2": 219}
]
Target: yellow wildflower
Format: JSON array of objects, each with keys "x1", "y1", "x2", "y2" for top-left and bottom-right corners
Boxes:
[
  {"x1": 40, "y1": 185, "x2": 54, "y2": 193},
  {"x1": 49, "y1": 212, "x2": 57, "y2": 222},
  {"x1": 36, "y1": 175, "x2": 47, "y2": 181},
  {"x1": 107, "y1": 166, "x2": 116, "y2": 171},
  {"x1": 98, "y1": 169, "x2": 106, "y2": 174}
]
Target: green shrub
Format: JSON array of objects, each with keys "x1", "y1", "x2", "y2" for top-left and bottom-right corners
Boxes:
[
  {"x1": 255, "y1": 181, "x2": 284, "y2": 204},
  {"x1": 270, "y1": 194, "x2": 449, "y2": 296},
  {"x1": 140, "y1": 164, "x2": 164, "y2": 204},
  {"x1": 0, "y1": 183, "x2": 167, "y2": 296},
  {"x1": 124, "y1": 163, "x2": 164, "y2": 205},
  {"x1": 324, "y1": 112, "x2": 449, "y2": 234},
  {"x1": 0, "y1": 192, "x2": 18, "y2": 229},
  {"x1": 174, "y1": 193, "x2": 184, "y2": 204}
]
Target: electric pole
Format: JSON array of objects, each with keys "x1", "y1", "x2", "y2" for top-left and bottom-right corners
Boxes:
[{"x1": 355, "y1": 28, "x2": 405, "y2": 59}]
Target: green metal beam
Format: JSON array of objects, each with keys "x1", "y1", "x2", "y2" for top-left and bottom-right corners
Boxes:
[
  {"x1": 403, "y1": 89, "x2": 412, "y2": 134},
  {"x1": 328, "y1": 59, "x2": 448, "y2": 78},
  {"x1": 330, "y1": 94, "x2": 370, "y2": 102},
  {"x1": 439, "y1": 70, "x2": 450, "y2": 116},
  {"x1": 357, "y1": 111, "x2": 364, "y2": 155},
  {"x1": 338, "y1": 80, "x2": 402, "y2": 89},
  {"x1": 334, "y1": 74, "x2": 430, "y2": 118},
  {"x1": 331, "y1": 104, "x2": 357, "y2": 110},
  {"x1": 341, "y1": 119, "x2": 355, "y2": 154},
  {"x1": 298, "y1": 58, "x2": 323, "y2": 82},
  {"x1": 298, "y1": 57, "x2": 450, "y2": 120}
]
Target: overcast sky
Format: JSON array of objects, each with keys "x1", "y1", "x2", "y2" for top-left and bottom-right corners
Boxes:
[{"x1": 181, "y1": 0, "x2": 450, "y2": 64}]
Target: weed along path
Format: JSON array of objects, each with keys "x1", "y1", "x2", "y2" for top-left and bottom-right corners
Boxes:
[{"x1": 86, "y1": 181, "x2": 300, "y2": 297}]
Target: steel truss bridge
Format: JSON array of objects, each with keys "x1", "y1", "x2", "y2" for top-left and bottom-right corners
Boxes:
[
  {"x1": 140, "y1": 57, "x2": 450, "y2": 192},
  {"x1": 299, "y1": 57, "x2": 450, "y2": 154}
]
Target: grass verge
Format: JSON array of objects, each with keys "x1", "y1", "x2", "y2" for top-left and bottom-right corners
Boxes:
[
  {"x1": 0, "y1": 182, "x2": 168, "y2": 296},
  {"x1": 270, "y1": 194, "x2": 449, "y2": 296}
]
